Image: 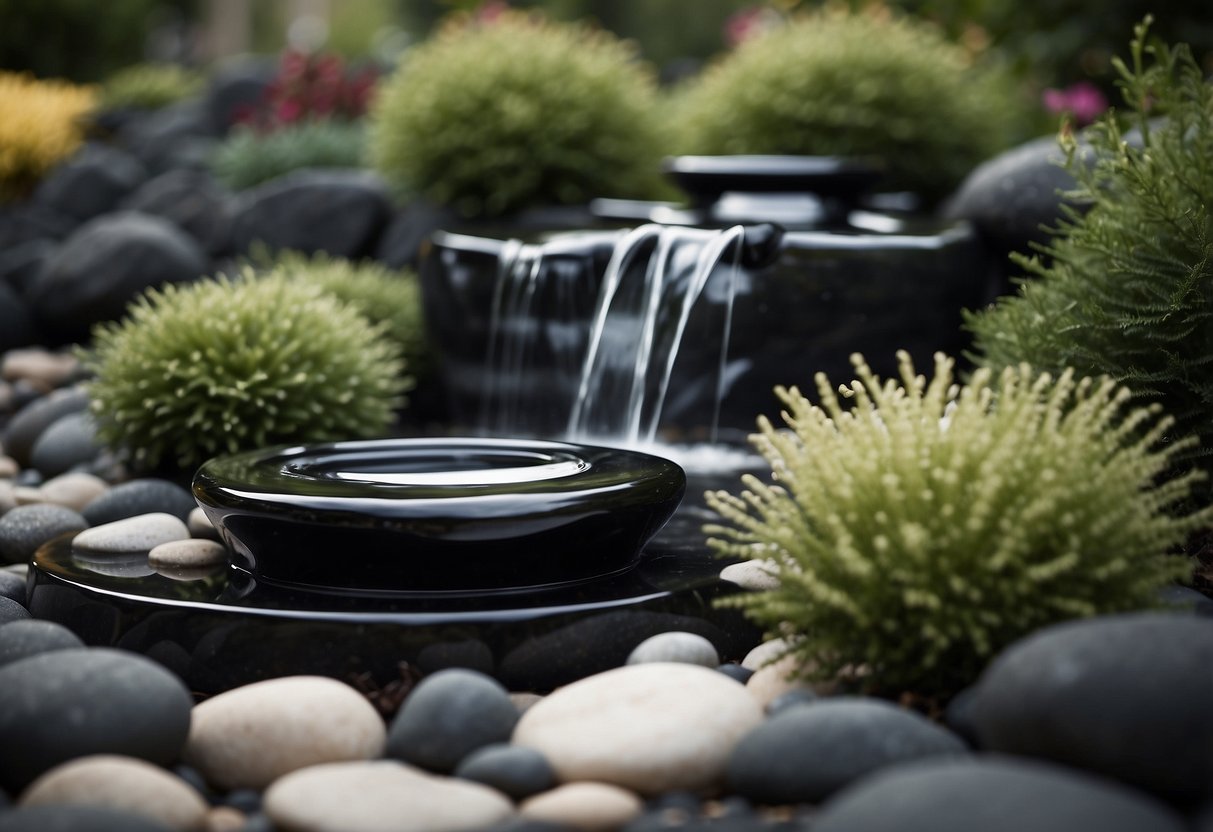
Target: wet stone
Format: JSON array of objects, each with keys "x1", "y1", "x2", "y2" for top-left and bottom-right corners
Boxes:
[
  {"x1": 455, "y1": 743, "x2": 556, "y2": 800},
  {"x1": 387, "y1": 668, "x2": 520, "y2": 774},
  {"x1": 0, "y1": 619, "x2": 84, "y2": 668},
  {"x1": 263, "y1": 760, "x2": 514, "y2": 832},
  {"x1": 84, "y1": 479, "x2": 199, "y2": 526},
  {"x1": 20, "y1": 754, "x2": 209, "y2": 832},
  {"x1": 727, "y1": 697, "x2": 967, "y2": 804},
  {"x1": 0, "y1": 503, "x2": 88, "y2": 564},
  {"x1": 627, "y1": 631, "x2": 720, "y2": 668},
  {"x1": 183, "y1": 675, "x2": 386, "y2": 791},
  {"x1": 148, "y1": 539, "x2": 228, "y2": 570},
  {"x1": 0, "y1": 647, "x2": 193, "y2": 793},
  {"x1": 73, "y1": 513, "x2": 190, "y2": 554}
]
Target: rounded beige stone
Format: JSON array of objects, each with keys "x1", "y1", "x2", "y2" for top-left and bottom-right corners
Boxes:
[
  {"x1": 1, "y1": 349, "x2": 78, "y2": 388},
  {"x1": 264, "y1": 760, "x2": 514, "y2": 832},
  {"x1": 520, "y1": 782, "x2": 643, "y2": 831},
  {"x1": 73, "y1": 512, "x2": 190, "y2": 553},
  {"x1": 512, "y1": 663, "x2": 763, "y2": 794},
  {"x1": 204, "y1": 806, "x2": 247, "y2": 832},
  {"x1": 0, "y1": 454, "x2": 18, "y2": 479},
  {"x1": 184, "y1": 675, "x2": 386, "y2": 791},
  {"x1": 510, "y1": 692, "x2": 544, "y2": 715},
  {"x1": 37, "y1": 472, "x2": 110, "y2": 511},
  {"x1": 741, "y1": 637, "x2": 793, "y2": 671},
  {"x1": 746, "y1": 652, "x2": 818, "y2": 709},
  {"x1": 188, "y1": 507, "x2": 221, "y2": 541},
  {"x1": 719, "y1": 559, "x2": 780, "y2": 591},
  {"x1": 20, "y1": 754, "x2": 208, "y2": 831},
  {"x1": 149, "y1": 539, "x2": 228, "y2": 569}
]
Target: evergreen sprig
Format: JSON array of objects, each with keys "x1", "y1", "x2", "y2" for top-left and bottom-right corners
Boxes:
[
  {"x1": 706, "y1": 352, "x2": 1208, "y2": 696},
  {"x1": 967, "y1": 19, "x2": 1213, "y2": 485},
  {"x1": 83, "y1": 269, "x2": 407, "y2": 471}
]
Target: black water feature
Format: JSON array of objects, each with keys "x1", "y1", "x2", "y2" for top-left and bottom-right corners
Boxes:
[
  {"x1": 422, "y1": 155, "x2": 994, "y2": 444},
  {"x1": 26, "y1": 438, "x2": 760, "y2": 693}
]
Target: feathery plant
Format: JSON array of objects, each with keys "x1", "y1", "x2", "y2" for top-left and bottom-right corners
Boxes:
[
  {"x1": 211, "y1": 119, "x2": 366, "y2": 191},
  {"x1": 967, "y1": 19, "x2": 1213, "y2": 492},
  {"x1": 0, "y1": 72, "x2": 94, "y2": 201},
  {"x1": 100, "y1": 63, "x2": 202, "y2": 110},
  {"x1": 247, "y1": 249, "x2": 428, "y2": 376},
  {"x1": 83, "y1": 269, "x2": 408, "y2": 472},
  {"x1": 706, "y1": 352, "x2": 1209, "y2": 696},
  {"x1": 672, "y1": 6, "x2": 1027, "y2": 203},
  {"x1": 369, "y1": 12, "x2": 668, "y2": 217}
]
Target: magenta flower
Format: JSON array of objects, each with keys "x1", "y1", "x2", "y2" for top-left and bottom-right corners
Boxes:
[{"x1": 1042, "y1": 81, "x2": 1109, "y2": 126}]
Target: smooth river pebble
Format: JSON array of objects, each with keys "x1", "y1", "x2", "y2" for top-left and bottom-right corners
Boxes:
[
  {"x1": 520, "y1": 782, "x2": 643, "y2": 831},
  {"x1": 626, "y1": 631, "x2": 719, "y2": 668},
  {"x1": 72, "y1": 512, "x2": 190, "y2": 554}
]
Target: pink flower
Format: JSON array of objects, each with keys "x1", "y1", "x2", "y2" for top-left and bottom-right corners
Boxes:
[
  {"x1": 1042, "y1": 81, "x2": 1109, "y2": 126},
  {"x1": 724, "y1": 6, "x2": 781, "y2": 47}
]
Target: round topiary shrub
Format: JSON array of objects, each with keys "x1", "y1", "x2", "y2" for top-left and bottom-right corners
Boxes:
[
  {"x1": 369, "y1": 13, "x2": 667, "y2": 217},
  {"x1": 211, "y1": 119, "x2": 366, "y2": 191},
  {"x1": 83, "y1": 269, "x2": 408, "y2": 471},
  {"x1": 673, "y1": 7, "x2": 1026, "y2": 203},
  {"x1": 706, "y1": 351, "x2": 1211, "y2": 697},
  {"x1": 252, "y1": 249, "x2": 428, "y2": 375},
  {"x1": 0, "y1": 71, "x2": 94, "y2": 201}
]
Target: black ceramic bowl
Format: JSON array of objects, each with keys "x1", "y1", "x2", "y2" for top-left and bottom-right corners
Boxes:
[{"x1": 193, "y1": 438, "x2": 686, "y2": 593}]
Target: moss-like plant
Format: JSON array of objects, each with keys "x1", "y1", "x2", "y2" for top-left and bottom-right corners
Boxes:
[
  {"x1": 369, "y1": 13, "x2": 667, "y2": 217},
  {"x1": 673, "y1": 7, "x2": 1026, "y2": 203},
  {"x1": 968, "y1": 21, "x2": 1213, "y2": 490},
  {"x1": 706, "y1": 352, "x2": 1209, "y2": 696},
  {"x1": 0, "y1": 71, "x2": 95, "y2": 201},
  {"x1": 211, "y1": 119, "x2": 366, "y2": 191},
  {"x1": 83, "y1": 269, "x2": 407, "y2": 471},
  {"x1": 100, "y1": 63, "x2": 202, "y2": 110},
  {"x1": 251, "y1": 249, "x2": 428, "y2": 375}
]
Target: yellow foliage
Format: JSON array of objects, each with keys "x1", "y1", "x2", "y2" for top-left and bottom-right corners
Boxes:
[{"x1": 0, "y1": 72, "x2": 96, "y2": 201}]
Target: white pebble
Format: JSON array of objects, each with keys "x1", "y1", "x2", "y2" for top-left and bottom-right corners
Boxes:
[
  {"x1": 627, "y1": 632, "x2": 719, "y2": 668},
  {"x1": 188, "y1": 507, "x2": 221, "y2": 541},
  {"x1": 520, "y1": 782, "x2": 643, "y2": 831},
  {"x1": 73, "y1": 512, "x2": 190, "y2": 554},
  {"x1": 37, "y1": 472, "x2": 110, "y2": 512},
  {"x1": 720, "y1": 559, "x2": 781, "y2": 591}
]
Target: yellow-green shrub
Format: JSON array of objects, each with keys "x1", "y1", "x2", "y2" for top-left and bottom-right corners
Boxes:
[{"x1": 0, "y1": 72, "x2": 95, "y2": 201}]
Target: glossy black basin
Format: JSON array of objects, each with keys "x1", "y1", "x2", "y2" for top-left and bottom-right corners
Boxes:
[{"x1": 192, "y1": 438, "x2": 686, "y2": 593}]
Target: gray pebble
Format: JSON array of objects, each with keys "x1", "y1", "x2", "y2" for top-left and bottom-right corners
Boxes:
[
  {"x1": 0, "y1": 570, "x2": 25, "y2": 604},
  {"x1": 455, "y1": 744, "x2": 556, "y2": 800},
  {"x1": 83, "y1": 479, "x2": 198, "y2": 526},
  {"x1": 627, "y1": 631, "x2": 720, "y2": 668},
  {"x1": 73, "y1": 513, "x2": 190, "y2": 554},
  {"x1": 0, "y1": 504, "x2": 88, "y2": 564},
  {"x1": 29, "y1": 412, "x2": 100, "y2": 478},
  {"x1": 0, "y1": 596, "x2": 30, "y2": 625},
  {"x1": 0, "y1": 805, "x2": 175, "y2": 832},
  {"x1": 386, "y1": 668, "x2": 519, "y2": 773},
  {"x1": 0, "y1": 620, "x2": 83, "y2": 668},
  {"x1": 0, "y1": 386, "x2": 90, "y2": 468}
]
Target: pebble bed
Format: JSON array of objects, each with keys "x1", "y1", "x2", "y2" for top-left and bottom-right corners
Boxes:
[{"x1": 1, "y1": 346, "x2": 1212, "y2": 832}]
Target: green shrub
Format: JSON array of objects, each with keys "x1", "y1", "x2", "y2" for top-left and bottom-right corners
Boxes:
[
  {"x1": 369, "y1": 13, "x2": 668, "y2": 217},
  {"x1": 101, "y1": 63, "x2": 202, "y2": 110},
  {"x1": 0, "y1": 71, "x2": 94, "y2": 202},
  {"x1": 211, "y1": 119, "x2": 366, "y2": 191},
  {"x1": 673, "y1": 7, "x2": 1027, "y2": 203},
  {"x1": 251, "y1": 249, "x2": 429, "y2": 375},
  {"x1": 967, "y1": 20, "x2": 1213, "y2": 490},
  {"x1": 83, "y1": 269, "x2": 408, "y2": 471},
  {"x1": 706, "y1": 352, "x2": 1209, "y2": 697}
]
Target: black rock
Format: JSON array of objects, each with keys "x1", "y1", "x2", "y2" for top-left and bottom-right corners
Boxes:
[
  {"x1": 33, "y1": 144, "x2": 147, "y2": 223},
  {"x1": 29, "y1": 411, "x2": 99, "y2": 477},
  {"x1": 121, "y1": 169, "x2": 233, "y2": 256},
  {"x1": 0, "y1": 619, "x2": 84, "y2": 668},
  {"x1": 118, "y1": 99, "x2": 217, "y2": 174},
  {"x1": 0, "y1": 805, "x2": 175, "y2": 832},
  {"x1": 416, "y1": 638, "x2": 495, "y2": 676},
  {"x1": 28, "y1": 212, "x2": 207, "y2": 344},
  {"x1": 0, "y1": 238, "x2": 55, "y2": 297},
  {"x1": 375, "y1": 200, "x2": 459, "y2": 270},
  {"x1": 229, "y1": 169, "x2": 392, "y2": 259},
  {"x1": 1157, "y1": 584, "x2": 1213, "y2": 616},
  {"x1": 82, "y1": 478, "x2": 198, "y2": 526},
  {"x1": 968, "y1": 612, "x2": 1213, "y2": 804},
  {"x1": 0, "y1": 596, "x2": 30, "y2": 625},
  {"x1": 764, "y1": 688, "x2": 819, "y2": 717},
  {"x1": 941, "y1": 686, "x2": 979, "y2": 748},
  {"x1": 0, "y1": 282, "x2": 39, "y2": 352},
  {"x1": 716, "y1": 662, "x2": 754, "y2": 685},
  {"x1": 811, "y1": 757, "x2": 1188, "y2": 832},
  {"x1": 727, "y1": 697, "x2": 966, "y2": 805},
  {"x1": 0, "y1": 647, "x2": 193, "y2": 792},
  {"x1": 1, "y1": 386, "x2": 90, "y2": 468},
  {"x1": 478, "y1": 820, "x2": 578, "y2": 832},
  {"x1": 385, "y1": 668, "x2": 519, "y2": 773},
  {"x1": 454, "y1": 743, "x2": 555, "y2": 799},
  {"x1": 0, "y1": 503, "x2": 88, "y2": 564},
  {"x1": 0, "y1": 570, "x2": 25, "y2": 604},
  {"x1": 221, "y1": 788, "x2": 262, "y2": 814},
  {"x1": 205, "y1": 58, "x2": 274, "y2": 133},
  {"x1": 0, "y1": 203, "x2": 75, "y2": 250}
]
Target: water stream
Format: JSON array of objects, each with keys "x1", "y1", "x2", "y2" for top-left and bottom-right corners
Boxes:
[{"x1": 478, "y1": 224, "x2": 750, "y2": 455}]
